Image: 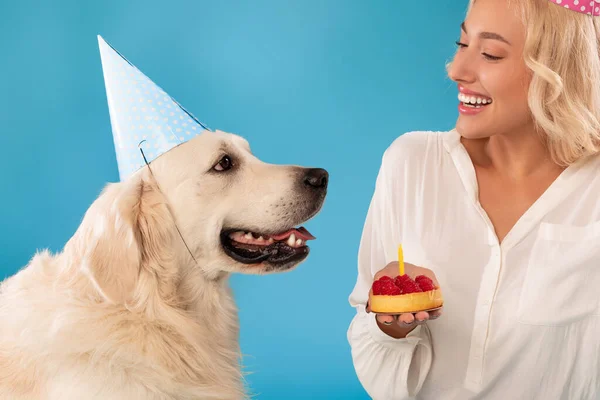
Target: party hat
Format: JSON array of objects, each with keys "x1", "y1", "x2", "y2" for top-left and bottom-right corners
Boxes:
[
  {"x1": 97, "y1": 35, "x2": 212, "y2": 181},
  {"x1": 547, "y1": 0, "x2": 599, "y2": 16}
]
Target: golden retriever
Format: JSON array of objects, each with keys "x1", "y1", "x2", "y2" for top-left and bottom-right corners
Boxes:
[{"x1": 0, "y1": 129, "x2": 328, "y2": 399}]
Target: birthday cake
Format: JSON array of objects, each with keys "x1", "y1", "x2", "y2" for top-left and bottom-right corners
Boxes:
[{"x1": 369, "y1": 274, "x2": 443, "y2": 314}]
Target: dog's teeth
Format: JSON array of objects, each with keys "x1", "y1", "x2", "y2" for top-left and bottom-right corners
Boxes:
[
  {"x1": 295, "y1": 239, "x2": 302, "y2": 247},
  {"x1": 257, "y1": 236, "x2": 265, "y2": 242},
  {"x1": 244, "y1": 232, "x2": 253, "y2": 239},
  {"x1": 266, "y1": 238, "x2": 274, "y2": 244},
  {"x1": 287, "y1": 233, "x2": 296, "y2": 247}
]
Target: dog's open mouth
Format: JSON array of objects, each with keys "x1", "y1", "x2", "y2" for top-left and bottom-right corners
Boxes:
[{"x1": 221, "y1": 227, "x2": 315, "y2": 265}]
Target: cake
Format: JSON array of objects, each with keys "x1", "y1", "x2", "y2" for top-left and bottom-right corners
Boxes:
[{"x1": 369, "y1": 274, "x2": 443, "y2": 314}]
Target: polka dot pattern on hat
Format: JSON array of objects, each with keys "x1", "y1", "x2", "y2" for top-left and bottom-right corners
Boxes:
[
  {"x1": 97, "y1": 36, "x2": 211, "y2": 181},
  {"x1": 547, "y1": 0, "x2": 600, "y2": 15}
]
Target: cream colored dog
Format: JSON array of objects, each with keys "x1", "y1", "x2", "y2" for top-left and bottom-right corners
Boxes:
[{"x1": 0, "y1": 130, "x2": 328, "y2": 400}]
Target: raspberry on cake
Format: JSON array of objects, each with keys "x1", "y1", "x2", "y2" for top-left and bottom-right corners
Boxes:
[
  {"x1": 370, "y1": 274, "x2": 443, "y2": 314},
  {"x1": 373, "y1": 277, "x2": 402, "y2": 295}
]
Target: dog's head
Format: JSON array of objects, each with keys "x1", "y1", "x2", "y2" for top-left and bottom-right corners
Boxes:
[
  {"x1": 67, "y1": 130, "x2": 327, "y2": 304},
  {"x1": 148, "y1": 129, "x2": 328, "y2": 274}
]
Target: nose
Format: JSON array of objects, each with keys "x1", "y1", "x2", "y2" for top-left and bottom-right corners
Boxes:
[
  {"x1": 303, "y1": 168, "x2": 329, "y2": 190},
  {"x1": 447, "y1": 53, "x2": 475, "y2": 84}
]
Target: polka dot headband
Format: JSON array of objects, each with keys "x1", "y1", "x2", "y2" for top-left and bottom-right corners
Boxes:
[{"x1": 547, "y1": 0, "x2": 599, "y2": 16}]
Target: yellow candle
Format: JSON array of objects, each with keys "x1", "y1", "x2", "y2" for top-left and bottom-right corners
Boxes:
[{"x1": 398, "y1": 244, "x2": 404, "y2": 276}]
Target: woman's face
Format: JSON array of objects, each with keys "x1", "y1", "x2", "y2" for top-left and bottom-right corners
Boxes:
[{"x1": 448, "y1": 0, "x2": 534, "y2": 140}]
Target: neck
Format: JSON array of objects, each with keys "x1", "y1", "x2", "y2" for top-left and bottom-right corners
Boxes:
[
  {"x1": 176, "y1": 259, "x2": 232, "y2": 311},
  {"x1": 461, "y1": 126, "x2": 564, "y2": 180}
]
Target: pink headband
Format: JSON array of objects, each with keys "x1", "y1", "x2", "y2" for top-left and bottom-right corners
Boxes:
[{"x1": 547, "y1": 0, "x2": 600, "y2": 16}]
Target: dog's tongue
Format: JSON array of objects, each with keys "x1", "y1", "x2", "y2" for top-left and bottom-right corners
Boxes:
[{"x1": 271, "y1": 227, "x2": 315, "y2": 241}]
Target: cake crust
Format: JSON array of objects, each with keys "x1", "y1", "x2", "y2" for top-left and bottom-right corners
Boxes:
[{"x1": 369, "y1": 288, "x2": 443, "y2": 314}]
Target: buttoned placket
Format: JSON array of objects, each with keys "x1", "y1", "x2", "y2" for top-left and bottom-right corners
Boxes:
[
  {"x1": 463, "y1": 217, "x2": 502, "y2": 390},
  {"x1": 447, "y1": 141, "x2": 501, "y2": 390}
]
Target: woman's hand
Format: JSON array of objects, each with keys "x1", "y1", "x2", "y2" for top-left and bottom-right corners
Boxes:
[{"x1": 366, "y1": 261, "x2": 443, "y2": 339}]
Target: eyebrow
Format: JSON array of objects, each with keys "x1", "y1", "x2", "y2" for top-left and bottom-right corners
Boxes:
[
  {"x1": 461, "y1": 22, "x2": 511, "y2": 45},
  {"x1": 232, "y1": 136, "x2": 251, "y2": 152}
]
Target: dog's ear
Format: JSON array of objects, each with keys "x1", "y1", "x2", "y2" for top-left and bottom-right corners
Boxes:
[{"x1": 73, "y1": 176, "x2": 177, "y2": 305}]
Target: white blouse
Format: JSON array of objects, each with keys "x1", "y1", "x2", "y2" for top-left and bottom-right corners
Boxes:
[{"x1": 347, "y1": 129, "x2": 600, "y2": 400}]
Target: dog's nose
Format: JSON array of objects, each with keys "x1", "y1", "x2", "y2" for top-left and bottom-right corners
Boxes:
[{"x1": 303, "y1": 168, "x2": 329, "y2": 189}]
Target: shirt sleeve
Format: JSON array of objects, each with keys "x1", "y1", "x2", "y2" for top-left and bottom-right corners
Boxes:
[{"x1": 347, "y1": 140, "x2": 433, "y2": 400}]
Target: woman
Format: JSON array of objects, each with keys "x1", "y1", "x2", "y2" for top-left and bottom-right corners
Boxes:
[{"x1": 347, "y1": 0, "x2": 600, "y2": 399}]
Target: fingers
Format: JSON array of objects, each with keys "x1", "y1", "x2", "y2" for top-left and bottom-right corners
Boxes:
[
  {"x1": 428, "y1": 309, "x2": 443, "y2": 320},
  {"x1": 414, "y1": 311, "x2": 429, "y2": 322},
  {"x1": 398, "y1": 313, "x2": 415, "y2": 324},
  {"x1": 375, "y1": 310, "x2": 440, "y2": 327},
  {"x1": 399, "y1": 312, "x2": 428, "y2": 325},
  {"x1": 374, "y1": 313, "x2": 415, "y2": 326},
  {"x1": 376, "y1": 314, "x2": 396, "y2": 325}
]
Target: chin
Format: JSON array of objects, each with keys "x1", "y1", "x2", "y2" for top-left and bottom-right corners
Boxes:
[{"x1": 455, "y1": 119, "x2": 493, "y2": 140}]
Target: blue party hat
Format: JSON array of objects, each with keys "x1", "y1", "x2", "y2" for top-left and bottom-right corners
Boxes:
[{"x1": 97, "y1": 35, "x2": 212, "y2": 181}]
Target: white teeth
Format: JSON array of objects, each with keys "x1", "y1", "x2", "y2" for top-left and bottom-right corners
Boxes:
[
  {"x1": 287, "y1": 233, "x2": 296, "y2": 247},
  {"x1": 458, "y1": 93, "x2": 492, "y2": 105},
  {"x1": 228, "y1": 230, "x2": 305, "y2": 248}
]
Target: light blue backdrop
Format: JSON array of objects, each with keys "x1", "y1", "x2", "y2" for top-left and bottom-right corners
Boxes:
[{"x1": 0, "y1": 1, "x2": 466, "y2": 398}]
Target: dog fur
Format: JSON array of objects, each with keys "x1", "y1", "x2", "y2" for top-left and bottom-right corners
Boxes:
[{"x1": 0, "y1": 130, "x2": 327, "y2": 399}]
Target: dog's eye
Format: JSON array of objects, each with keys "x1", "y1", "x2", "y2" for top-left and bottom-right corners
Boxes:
[{"x1": 213, "y1": 155, "x2": 233, "y2": 172}]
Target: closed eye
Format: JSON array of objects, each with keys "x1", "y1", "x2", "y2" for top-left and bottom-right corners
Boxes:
[
  {"x1": 455, "y1": 41, "x2": 503, "y2": 61},
  {"x1": 482, "y1": 53, "x2": 502, "y2": 61}
]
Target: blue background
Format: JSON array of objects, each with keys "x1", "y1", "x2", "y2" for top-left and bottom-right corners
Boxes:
[{"x1": 0, "y1": 1, "x2": 466, "y2": 398}]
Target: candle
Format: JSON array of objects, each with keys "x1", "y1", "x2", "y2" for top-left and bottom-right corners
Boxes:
[{"x1": 398, "y1": 244, "x2": 404, "y2": 276}]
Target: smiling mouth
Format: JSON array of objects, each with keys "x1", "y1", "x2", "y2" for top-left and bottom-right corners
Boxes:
[
  {"x1": 220, "y1": 227, "x2": 315, "y2": 266},
  {"x1": 458, "y1": 92, "x2": 493, "y2": 108}
]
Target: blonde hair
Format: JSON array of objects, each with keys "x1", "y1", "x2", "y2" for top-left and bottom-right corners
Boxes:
[{"x1": 461, "y1": 0, "x2": 600, "y2": 167}]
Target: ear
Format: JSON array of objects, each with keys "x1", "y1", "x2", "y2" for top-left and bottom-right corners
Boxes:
[{"x1": 76, "y1": 176, "x2": 177, "y2": 305}]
